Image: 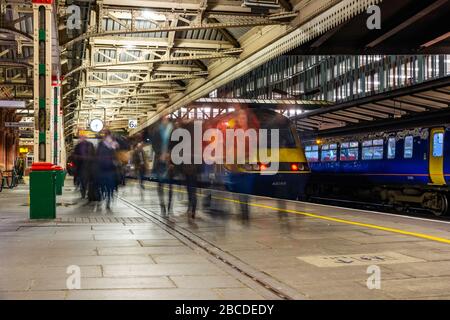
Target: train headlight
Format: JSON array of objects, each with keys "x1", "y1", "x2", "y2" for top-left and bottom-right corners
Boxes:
[{"x1": 290, "y1": 163, "x2": 307, "y2": 171}]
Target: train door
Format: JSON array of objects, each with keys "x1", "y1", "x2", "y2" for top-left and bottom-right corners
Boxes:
[{"x1": 429, "y1": 127, "x2": 446, "y2": 185}]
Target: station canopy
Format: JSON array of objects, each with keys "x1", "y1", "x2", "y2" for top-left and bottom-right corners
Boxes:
[
  {"x1": 292, "y1": 76, "x2": 450, "y2": 136},
  {"x1": 56, "y1": 0, "x2": 395, "y2": 139}
]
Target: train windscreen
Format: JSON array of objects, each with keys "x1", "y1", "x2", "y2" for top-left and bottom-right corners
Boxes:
[{"x1": 261, "y1": 126, "x2": 296, "y2": 148}]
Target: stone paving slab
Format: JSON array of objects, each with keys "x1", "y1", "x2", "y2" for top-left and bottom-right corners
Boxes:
[
  {"x1": 3, "y1": 181, "x2": 450, "y2": 299},
  {"x1": 0, "y1": 183, "x2": 268, "y2": 300},
  {"x1": 30, "y1": 276, "x2": 175, "y2": 291},
  {"x1": 64, "y1": 288, "x2": 223, "y2": 300},
  {"x1": 124, "y1": 182, "x2": 450, "y2": 300},
  {"x1": 40, "y1": 255, "x2": 155, "y2": 266},
  {"x1": 102, "y1": 263, "x2": 227, "y2": 277}
]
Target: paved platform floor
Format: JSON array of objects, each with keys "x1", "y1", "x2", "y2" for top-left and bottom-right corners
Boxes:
[{"x1": 1, "y1": 179, "x2": 450, "y2": 299}]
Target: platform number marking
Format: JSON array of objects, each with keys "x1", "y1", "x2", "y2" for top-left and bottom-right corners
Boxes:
[{"x1": 128, "y1": 119, "x2": 138, "y2": 129}]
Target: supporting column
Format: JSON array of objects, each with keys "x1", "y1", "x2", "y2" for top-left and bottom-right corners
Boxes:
[
  {"x1": 52, "y1": 76, "x2": 60, "y2": 165},
  {"x1": 32, "y1": 0, "x2": 54, "y2": 163}
]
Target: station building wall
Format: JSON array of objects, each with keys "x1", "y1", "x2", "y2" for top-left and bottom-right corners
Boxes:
[{"x1": 0, "y1": 109, "x2": 19, "y2": 171}]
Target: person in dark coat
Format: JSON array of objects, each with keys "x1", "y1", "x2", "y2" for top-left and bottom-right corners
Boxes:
[
  {"x1": 151, "y1": 116, "x2": 174, "y2": 215},
  {"x1": 96, "y1": 130, "x2": 119, "y2": 210},
  {"x1": 132, "y1": 142, "x2": 147, "y2": 189},
  {"x1": 72, "y1": 135, "x2": 95, "y2": 199},
  {"x1": 179, "y1": 119, "x2": 199, "y2": 219}
]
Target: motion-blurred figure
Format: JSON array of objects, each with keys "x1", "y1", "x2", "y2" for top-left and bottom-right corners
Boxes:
[
  {"x1": 132, "y1": 142, "x2": 147, "y2": 190},
  {"x1": 180, "y1": 119, "x2": 199, "y2": 219},
  {"x1": 14, "y1": 157, "x2": 25, "y2": 184},
  {"x1": 72, "y1": 135, "x2": 95, "y2": 199},
  {"x1": 152, "y1": 116, "x2": 174, "y2": 215},
  {"x1": 96, "y1": 130, "x2": 119, "y2": 210}
]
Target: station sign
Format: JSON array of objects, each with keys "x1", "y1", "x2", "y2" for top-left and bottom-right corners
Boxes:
[
  {"x1": 0, "y1": 100, "x2": 26, "y2": 109},
  {"x1": 5, "y1": 122, "x2": 34, "y2": 128},
  {"x1": 77, "y1": 129, "x2": 99, "y2": 139},
  {"x1": 19, "y1": 132, "x2": 33, "y2": 138},
  {"x1": 128, "y1": 119, "x2": 138, "y2": 129},
  {"x1": 19, "y1": 138, "x2": 34, "y2": 146}
]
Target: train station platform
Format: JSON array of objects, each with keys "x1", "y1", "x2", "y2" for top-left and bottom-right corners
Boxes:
[{"x1": 1, "y1": 180, "x2": 450, "y2": 300}]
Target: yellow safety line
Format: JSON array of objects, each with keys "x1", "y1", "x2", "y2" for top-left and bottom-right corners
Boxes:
[
  {"x1": 148, "y1": 183, "x2": 450, "y2": 245},
  {"x1": 211, "y1": 195, "x2": 450, "y2": 245}
]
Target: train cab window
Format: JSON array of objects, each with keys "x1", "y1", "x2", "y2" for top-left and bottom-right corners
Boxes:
[
  {"x1": 387, "y1": 137, "x2": 396, "y2": 159},
  {"x1": 305, "y1": 145, "x2": 319, "y2": 162},
  {"x1": 340, "y1": 142, "x2": 359, "y2": 161},
  {"x1": 432, "y1": 132, "x2": 444, "y2": 157},
  {"x1": 321, "y1": 144, "x2": 337, "y2": 162},
  {"x1": 265, "y1": 128, "x2": 296, "y2": 148},
  {"x1": 404, "y1": 136, "x2": 414, "y2": 159},
  {"x1": 362, "y1": 139, "x2": 384, "y2": 160}
]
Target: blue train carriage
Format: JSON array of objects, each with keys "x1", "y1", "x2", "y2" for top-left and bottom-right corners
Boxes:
[
  {"x1": 305, "y1": 126, "x2": 450, "y2": 216},
  {"x1": 200, "y1": 109, "x2": 311, "y2": 200}
]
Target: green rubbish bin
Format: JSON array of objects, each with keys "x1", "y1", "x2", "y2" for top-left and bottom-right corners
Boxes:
[
  {"x1": 53, "y1": 165, "x2": 64, "y2": 196},
  {"x1": 29, "y1": 162, "x2": 56, "y2": 220}
]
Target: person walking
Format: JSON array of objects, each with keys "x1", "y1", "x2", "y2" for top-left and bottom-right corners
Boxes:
[
  {"x1": 151, "y1": 116, "x2": 174, "y2": 215},
  {"x1": 179, "y1": 119, "x2": 199, "y2": 219},
  {"x1": 132, "y1": 142, "x2": 147, "y2": 190},
  {"x1": 72, "y1": 134, "x2": 95, "y2": 199},
  {"x1": 96, "y1": 130, "x2": 119, "y2": 210}
]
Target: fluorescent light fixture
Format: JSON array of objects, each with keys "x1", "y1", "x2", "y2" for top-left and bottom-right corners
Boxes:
[{"x1": 0, "y1": 100, "x2": 26, "y2": 108}]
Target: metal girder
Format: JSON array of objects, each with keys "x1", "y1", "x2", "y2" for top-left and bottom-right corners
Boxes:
[
  {"x1": 87, "y1": 36, "x2": 236, "y2": 49},
  {"x1": 131, "y1": 0, "x2": 383, "y2": 134},
  {"x1": 62, "y1": 11, "x2": 287, "y2": 48},
  {"x1": 64, "y1": 71, "x2": 207, "y2": 96},
  {"x1": 64, "y1": 47, "x2": 241, "y2": 78},
  {"x1": 0, "y1": 68, "x2": 30, "y2": 84},
  {"x1": 59, "y1": 0, "x2": 299, "y2": 132},
  {"x1": 0, "y1": 83, "x2": 32, "y2": 99}
]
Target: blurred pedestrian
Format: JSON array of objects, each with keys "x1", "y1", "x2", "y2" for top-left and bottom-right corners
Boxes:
[
  {"x1": 96, "y1": 130, "x2": 119, "y2": 210},
  {"x1": 151, "y1": 116, "x2": 174, "y2": 215},
  {"x1": 179, "y1": 119, "x2": 199, "y2": 219},
  {"x1": 72, "y1": 134, "x2": 95, "y2": 199},
  {"x1": 132, "y1": 142, "x2": 147, "y2": 189}
]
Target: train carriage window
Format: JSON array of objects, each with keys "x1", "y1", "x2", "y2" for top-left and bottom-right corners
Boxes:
[
  {"x1": 362, "y1": 139, "x2": 384, "y2": 160},
  {"x1": 387, "y1": 137, "x2": 396, "y2": 159},
  {"x1": 373, "y1": 139, "x2": 384, "y2": 160},
  {"x1": 305, "y1": 145, "x2": 319, "y2": 162},
  {"x1": 432, "y1": 132, "x2": 444, "y2": 157},
  {"x1": 404, "y1": 136, "x2": 414, "y2": 159},
  {"x1": 362, "y1": 140, "x2": 373, "y2": 160},
  {"x1": 340, "y1": 141, "x2": 359, "y2": 161},
  {"x1": 321, "y1": 144, "x2": 337, "y2": 162}
]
